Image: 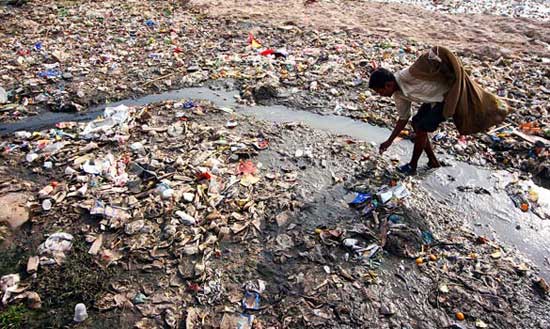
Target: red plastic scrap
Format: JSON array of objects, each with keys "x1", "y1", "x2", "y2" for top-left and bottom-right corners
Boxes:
[
  {"x1": 18, "y1": 49, "x2": 31, "y2": 56},
  {"x1": 187, "y1": 283, "x2": 201, "y2": 293},
  {"x1": 196, "y1": 171, "x2": 212, "y2": 181},
  {"x1": 260, "y1": 49, "x2": 275, "y2": 56},
  {"x1": 254, "y1": 139, "x2": 269, "y2": 150},
  {"x1": 237, "y1": 160, "x2": 257, "y2": 175}
]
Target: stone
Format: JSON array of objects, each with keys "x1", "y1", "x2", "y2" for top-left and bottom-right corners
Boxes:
[{"x1": 0, "y1": 193, "x2": 30, "y2": 228}]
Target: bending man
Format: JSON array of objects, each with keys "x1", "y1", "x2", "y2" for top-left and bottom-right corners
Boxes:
[
  {"x1": 369, "y1": 67, "x2": 450, "y2": 174},
  {"x1": 368, "y1": 46, "x2": 508, "y2": 175}
]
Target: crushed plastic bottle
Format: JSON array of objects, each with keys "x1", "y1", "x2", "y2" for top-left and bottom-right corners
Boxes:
[
  {"x1": 0, "y1": 87, "x2": 7, "y2": 104},
  {"x1": 73, "y1": 303, "x2": 88, "y2": 322},
  {"x1": 156, "y1": 181, "x2": 174, "y2": 200},
  {"x1": 175, "y1": 211, "x2": 197, "y2": 225},
  {"x1": 42, "y1": 142, "x2": 67, "y2": 155}
]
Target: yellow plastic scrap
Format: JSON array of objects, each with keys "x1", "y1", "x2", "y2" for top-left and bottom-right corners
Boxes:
[
  {"x1": 528, "y1": 189, "x2": 539, "y2": 202},
  {"x1": 236, "y1": 198, "x2": 250, "y2": 207},
  {"x1": 251, "y1": 39, "x2": 262, "y2": 49},
  {"x1": 240, "y1": 174, "x2": 260, "y2": 187},
  {"x1": 490, "y1": 250, "x2": 502, "y2": 259}
]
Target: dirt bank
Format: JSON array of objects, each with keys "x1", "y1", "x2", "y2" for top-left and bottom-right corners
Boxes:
[{"x1": 193, "y1": 0, "x2": 550, "y2": 57}]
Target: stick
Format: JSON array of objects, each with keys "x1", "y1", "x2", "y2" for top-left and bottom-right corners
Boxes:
[
  {"x1": 512, "y1": 129, "x2": 550, "y2": 146},
  {"x1": 487, "y1": 123, "x2": 511, "y2": 135},
  {"x1": 501, "y1": 97, "x2": 522, "y2": 103},
  {"x1": 142, "y1": 70, "x2": 184, "y2": 87}
]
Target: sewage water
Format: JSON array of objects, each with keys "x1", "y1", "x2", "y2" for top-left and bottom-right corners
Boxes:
[
  {"x1": 1, "y1": 87, "x2": 548, "y2": 279},
  {"x1": 0, "y1": 87, "x2": 389, "y2": 142}
]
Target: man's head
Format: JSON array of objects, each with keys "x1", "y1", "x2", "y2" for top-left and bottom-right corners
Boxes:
[{"x1": 369, "y1": 68, "x2": 398, "y2": 97}]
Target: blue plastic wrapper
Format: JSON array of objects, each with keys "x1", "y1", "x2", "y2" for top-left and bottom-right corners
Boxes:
[
  {"x1": 242, "y1": 291, "x2": 260, "y2": 311},
  {"x1": 38, "y1": 69, "x2": 62, "y2": 79},
  {"x1": 183, "y1": 101, "x2": 195, "y2": 109},
  {"x1": 388, "y1": 214, "x2": 404, "y2": 224},
  {"x1": 422, "y1": 230, "x2": 434, "y2": 245},
  {"x1": 433, "y1": 132, "x2": 445, "y2": 142},
  {"x1": 349, "y1": 192, "x2": 371, "y2": 205}
]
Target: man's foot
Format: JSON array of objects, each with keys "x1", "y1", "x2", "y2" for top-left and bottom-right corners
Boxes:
[
  {"x1": 427, "y1": 159, "x2": 452, "y2": 169},
  {"x1": 397, "y1": 163, "x2": 417, "y2": 175},
  {"x1": 427, "y1": 160, "x2": 441, "y2": 169}
]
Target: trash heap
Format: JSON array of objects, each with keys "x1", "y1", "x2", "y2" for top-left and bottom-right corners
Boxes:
[
  {"x1": 1, "y1": 0, "x2": 548, "y2": 179},
  {"x1": 0, "y1": 99, "x2": 281, "y2": 325},
  {"x1": 1, "y1": 0, "x2": 550, "y2": 327},
  {"x1": 0, "y1": 98, "x2": 364, "y2": 327},
  {"x1": 505, "y1": 178, "x2": 550, "y2": 219},
  {"x1": 1, "y1": 98, "x2": 549, "y2": 327},
  {"x1": 339, "y1": 176, "x2": 550, "y2": 328}
]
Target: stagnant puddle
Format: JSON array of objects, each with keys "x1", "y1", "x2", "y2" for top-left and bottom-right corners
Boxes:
[{"x1": 1, "y1": 86, "x2": 549, "y2": 279}]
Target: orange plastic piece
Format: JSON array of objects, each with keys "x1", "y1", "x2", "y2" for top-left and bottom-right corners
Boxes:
[{"x1": 520, "y1": 203, "x2": 529, "y2": 212}]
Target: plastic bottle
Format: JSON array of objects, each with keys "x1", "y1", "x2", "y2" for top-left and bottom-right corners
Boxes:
[
  {"x1": 26, "y1": 153, "x2": 39, "y2": 162},
  {"x1": 74, "y1": 303, "x2": 88, "y2": 322},
  {"x1": 42, "y1": 142, "x2": 66, "y2": 154},
  {"x1": 42, "y1": 199, "x2": 52, "y2": 211}
]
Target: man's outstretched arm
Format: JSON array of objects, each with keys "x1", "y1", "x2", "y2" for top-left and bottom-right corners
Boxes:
[{"x1": 379, "y1": 119, "x2": 408, "y2": 154}]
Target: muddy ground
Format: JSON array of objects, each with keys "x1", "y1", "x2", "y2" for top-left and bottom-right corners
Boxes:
[
  {"x1": 1, "y1": 0, "x2": 550, "y2": 328},
  {"x1": 1, "y1": 98, "x2": 549, "y2": 328}
]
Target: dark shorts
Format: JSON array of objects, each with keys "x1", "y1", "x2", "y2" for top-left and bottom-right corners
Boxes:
[{"x1": 412, "y1": 102, "x2": 445, "y2": 133}]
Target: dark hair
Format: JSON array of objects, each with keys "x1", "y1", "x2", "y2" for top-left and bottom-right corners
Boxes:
[{"x1": 368, "y1": 68, "x2": 395, "y2": 89}]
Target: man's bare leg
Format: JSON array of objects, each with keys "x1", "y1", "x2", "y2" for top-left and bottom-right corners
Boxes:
[
  {"x1": 424, "y1": 138, "x2": 440, "y2": 168},
  {"x1": 410, "y1": 130, "x2": 427, "y2": 172},
  {"x1": 411, "y1": 122, "x2": 440, "y2": 170}
]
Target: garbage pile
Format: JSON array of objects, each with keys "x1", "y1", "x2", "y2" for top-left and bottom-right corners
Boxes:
[
  {"x1": 341, "y1": 177, "x2": 550, "y2": 328},
  {"x1": 0, "y1": 98, "x2": 549, "y2": 327},
  {"x1": 505, "y1": 179, "x2": 550, "y2": 219},
  {"x1": 0, "y1": 98, "x2": 364, "y2": 326},
  {"x1": 1, "y1": 0, "x2": 549, "y2": 179},
  {"x1": 1, "y1": 0, "x2": 550, "y2": 327}
]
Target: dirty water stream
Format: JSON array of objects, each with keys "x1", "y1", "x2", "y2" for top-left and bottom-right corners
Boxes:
[{"x1": 1, "y1": 86, "x2": 549, "y2": 280}]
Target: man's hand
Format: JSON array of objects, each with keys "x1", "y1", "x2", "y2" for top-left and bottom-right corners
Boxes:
[
  {"x1": 379, "y1": 140, "x2": 392, "y2": 154},
  {"x1": 379, "y1": 119, "x2": 408, "y2": 155}
]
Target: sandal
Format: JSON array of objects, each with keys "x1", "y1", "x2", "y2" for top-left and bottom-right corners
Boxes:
[{"x1": 397, "y1": 163, "x2": 416, "y2": 175}]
